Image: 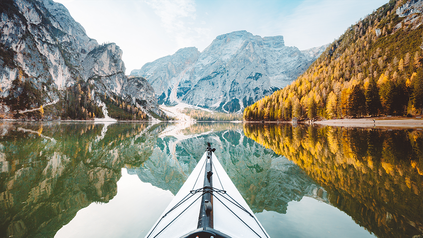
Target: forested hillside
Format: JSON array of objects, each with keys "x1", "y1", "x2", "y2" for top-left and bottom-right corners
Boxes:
[{"x1": 244, "y1": 0, "x2": 423, "y2": 121}]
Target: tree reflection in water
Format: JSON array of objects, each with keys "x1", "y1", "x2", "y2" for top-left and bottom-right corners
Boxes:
[
  {"x1": 132, "y1": 124, "x2": 326, "y2": 214},
  {"x1": 3, "y1": 121, "x2": 421, "y2": 238},
  {"x1": 0, "y1": 122, "x2": 166, "y2": 238},
  {"x1": 244, "y1": 123, "x2": 423, "y2": 238}
]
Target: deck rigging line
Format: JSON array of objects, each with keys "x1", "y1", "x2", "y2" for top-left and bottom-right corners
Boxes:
[
  {"x1": 192, "y1": 155, "x2": 208, "y2": 191},
  {"x1": 147, "y1": 186, "x2": 268, "y2": 238},
  {"x1": 213, "y1": 189, "x2": 269, "y2": 238},
  {"x1": 146, "y1": 191, "x2": 205, "y2": 238},
  {"x1": 212, "y1": 160, "x2": 225, "y2": 190},
  {"x1": 147, "y1": 144, "x2": 267, "y2": 237}
]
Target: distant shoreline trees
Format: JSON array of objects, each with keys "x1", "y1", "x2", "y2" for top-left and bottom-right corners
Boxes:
[
  {"x1": 3, "y1": 73, "x2": 151, "y2": 120},
  {"x1": 182, "y1": 108, "x2": 242, "y2": 121}
]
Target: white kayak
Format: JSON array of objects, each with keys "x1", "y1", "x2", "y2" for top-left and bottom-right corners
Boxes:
[{"x1": 146, "y1": 144, "x2": 269, "y2": 238}]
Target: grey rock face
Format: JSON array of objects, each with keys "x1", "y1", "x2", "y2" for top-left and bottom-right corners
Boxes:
[
  {"x1": 0, "y1": 0, "x2": 96, "y2": 92},
  {"x1": 396, "y1": 0, "x2": 423, "y2": 17},
  {"x1": 124, "y1": 76, "x2": 163, "y2": 117},
  {"x1": 132, "y1": 31, "x2": 326, "y2": 112},
  {"x1": 0, "y1": 0, "x2": 163, "y2": 118},
  {"x1": 132, "y1": 47, "x2": 201, "y2": 106}
]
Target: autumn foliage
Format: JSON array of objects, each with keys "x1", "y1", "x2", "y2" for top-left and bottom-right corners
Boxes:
[
  {"x1": 244, "y1": 0, "x2": 423, "y2": 121},
  {"x1": 244, "y1": 123, "x2": 423, "y2": 237},
  {"x1": 182, "y1": 108, "x2": 242, "y2": 121}
]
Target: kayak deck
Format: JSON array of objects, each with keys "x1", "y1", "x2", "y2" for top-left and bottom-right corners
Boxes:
[{"x1": 146, "y1": 145, "x2": 269, "y2": 238}]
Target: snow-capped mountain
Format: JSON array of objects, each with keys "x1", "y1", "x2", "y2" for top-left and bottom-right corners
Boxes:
[
  {"x1": 131, "y1": 31, "x2": 327, "y2": 112},
  {"x1": 0, "y1": 0, "x2": 164, "y2": 119}
]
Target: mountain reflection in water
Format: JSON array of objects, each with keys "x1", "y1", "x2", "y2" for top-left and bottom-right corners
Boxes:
[
  {"x1": 0, "y1": 122, "x2": 164, "y2": 238},
  {"x1": 130, "y1": 123, "x2": 326, "y2": 214},
  {"x1": 244, "y1": 123, "x2": 423, "y2": 238},
  {"x1": 0, "y1": 121, "x2": 406, "y2": 237}
]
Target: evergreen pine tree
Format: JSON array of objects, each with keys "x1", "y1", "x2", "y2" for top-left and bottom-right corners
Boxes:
[
  {"x1": 379, "y1": 80, "x2": 394, "y2": 115},
  {"x1": 365, "y1": 77, "x2": 381, "y2": 116},
  {"x1": 412, "y1": 76, "x2": 423, "y2": 113},
  {"x1": 349, "y1": 85, "x2": 366, "y2": 117}
]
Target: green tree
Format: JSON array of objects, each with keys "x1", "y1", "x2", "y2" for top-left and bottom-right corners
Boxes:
[
  {"x1": 349, "y1": 84, "x2": 366, "y2": 117},
  {"x1": 379, "y1": 80, "x2": 394, "y2": 115},
  {"x1": 391, "y1": 79, "x2": 407, "y2": 115},
  {"x1": 365, "y1": 78, "x2": 381, "y2": 116},
  {"x1": 412, "y1": 76, "x2": 423, "y2": 113}
]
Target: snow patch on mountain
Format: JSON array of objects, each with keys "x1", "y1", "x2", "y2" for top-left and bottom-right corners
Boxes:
[{"x1": 131, "y1": 30, "x2": 326, "y2": 112}]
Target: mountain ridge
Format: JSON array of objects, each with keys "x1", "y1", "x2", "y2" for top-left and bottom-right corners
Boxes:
[
  {"x1": 244, "y1": 0, "x2": 423, "y2": 121},
  {"x1": 0, "y1": 0, "x2": 165, "y2": 120},
  {"x1": 131, "y1": 30, "x2": 326, "y2": 113}
]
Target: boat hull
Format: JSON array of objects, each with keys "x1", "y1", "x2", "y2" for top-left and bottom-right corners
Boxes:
[{"x1": 146, "y1": 148, "x2": 269, "y2": 238}]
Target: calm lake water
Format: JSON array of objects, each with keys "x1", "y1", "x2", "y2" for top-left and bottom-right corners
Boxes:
[{"x1": 0, "y1": 121, "x2": 422, "y2": 238}]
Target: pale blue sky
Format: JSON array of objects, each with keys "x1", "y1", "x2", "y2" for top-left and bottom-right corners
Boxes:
[{"x1": 55, "y1": 0, "x2": 388, "y2": 74}]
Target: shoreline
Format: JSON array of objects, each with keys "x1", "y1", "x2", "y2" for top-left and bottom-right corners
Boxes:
[
  {"x1": 314, "y1": 118, "x2": 423, "y2": 128},
  {"x1": 0, "y1": 119, "x2": 152, "y2": 123},
  {"x1": 0, "y1": 118, "x2": 243, "y2": 123},
  {"x1": 243, "y1": 117, "x2": 423, "y2": 128},
  {"x1": 3, "y1": 118, "x2": 423, "y2": 128}
]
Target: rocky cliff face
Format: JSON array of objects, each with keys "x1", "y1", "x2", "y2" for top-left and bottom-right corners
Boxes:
[
  {"x1": 0, "y1": 0, "x2": 164, "y2": 119},
  {"x1": 131, "y1": 31, "x2": 326, "y2": 112},
  {"x1": 130, "y1": 47, "x2": 200, "y2": 105}
]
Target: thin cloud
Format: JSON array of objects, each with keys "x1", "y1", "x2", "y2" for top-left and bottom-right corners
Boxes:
[
  {"x1": 145, "y1": 0, "x2": 196, "y2": 32},
  {"x1": 144, "y1": 0, "x2": 209, "y2": 48},
  {"x1": 280, "y1": 0, "x2": 387, "y2": 49},
  {"x1": 54, "y1": 0, "x2": 389, "y2": 73}
]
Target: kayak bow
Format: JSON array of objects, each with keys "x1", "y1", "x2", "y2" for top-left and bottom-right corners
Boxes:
[{"x1": 146, "y1": 143, "x2": 269, "y2": 238}]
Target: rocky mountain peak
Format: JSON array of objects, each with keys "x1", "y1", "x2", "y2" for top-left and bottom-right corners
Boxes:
[
  {"x1": 263, "y1": 35, "x2": 285, "y2": 47},
  {"x1": 396, "y1": 0, "x2": 423, "y2": 17},
  {"x1": 82, "y1": 43, "x2": 125, "y2": 81},
  {"x1": 0, "y1": 0, "x2": 165, "y2": 120},
  {"x1": 131, "y1": 30, "x2": 325, "y2": 112},
  {"x1": 215, "y1": 30, "x2": 252, "y2": 40},
  {"x1": 175, "y1": 46, "x2": 200, "y2": 55}
]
